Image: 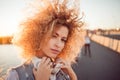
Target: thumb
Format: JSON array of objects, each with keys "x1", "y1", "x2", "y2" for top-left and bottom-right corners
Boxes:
[{"x1": 33, "y1": 68, "x2": 37, "y2": 75}]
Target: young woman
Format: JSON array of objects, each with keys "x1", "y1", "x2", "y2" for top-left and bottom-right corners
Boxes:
[{"x1": 6, "y1": 0, "x2": 84, "y2": 80}]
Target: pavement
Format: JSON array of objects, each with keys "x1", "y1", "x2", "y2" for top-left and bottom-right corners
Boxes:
[{"x1": 73, "y1": 41, "x2": 120, "y2": 80}]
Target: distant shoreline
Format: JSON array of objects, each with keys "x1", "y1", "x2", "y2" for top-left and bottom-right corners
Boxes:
[
  {"x1": 0, "y1": 36, "x2": 12, "y2": 44},
  {"x1": 0, "y1": 29, "x2": 120, "y2": 44}
]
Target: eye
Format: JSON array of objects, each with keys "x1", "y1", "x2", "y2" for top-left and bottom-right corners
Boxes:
[
  {"x1": 61, "y1": 38, "x2": 67, "y2": 43},
  {"x1": 52, "y1": 34, "x2": 57, "y2": 38}
]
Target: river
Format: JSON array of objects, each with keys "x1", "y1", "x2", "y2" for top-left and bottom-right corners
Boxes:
[{"x1": 0, "y1": 45, "x2": 22, "y2": 77}]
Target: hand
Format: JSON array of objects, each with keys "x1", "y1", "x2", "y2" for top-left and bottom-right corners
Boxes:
[
  {"x1": 33, "y1": 57, "x2": 53, "y2": 80},
  {"x1": 55, "y1": 58, "x2": 77, "y2": 80}
]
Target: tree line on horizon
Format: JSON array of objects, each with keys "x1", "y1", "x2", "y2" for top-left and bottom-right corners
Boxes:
[{"x1": 0, "y1": 36, "x2": 12, "y2": 44}]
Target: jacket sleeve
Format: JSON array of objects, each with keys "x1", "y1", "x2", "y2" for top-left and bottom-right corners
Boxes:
[{"x1": 6, "y1": 69, "x2": 19, "y2": 80}]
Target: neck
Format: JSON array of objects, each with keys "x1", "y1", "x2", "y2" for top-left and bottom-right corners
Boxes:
[
  {"x1": 36, "y1": 50, "x2": 45, "y2": 58},
  {"x1": 36, "y1": 50, "x2": 58, "y2": 63},
  {"x1": 36, "y1": 50, "x2": 55, "y2": 61}
]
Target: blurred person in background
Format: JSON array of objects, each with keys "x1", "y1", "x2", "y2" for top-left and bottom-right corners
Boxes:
[{"x1": 84, "y1": 30, "x2": 91, "y2": 57}]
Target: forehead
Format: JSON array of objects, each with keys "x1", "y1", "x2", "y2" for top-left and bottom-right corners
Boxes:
[{"x1": 53, "y1": 25, "x2": 69, "y2": 37}]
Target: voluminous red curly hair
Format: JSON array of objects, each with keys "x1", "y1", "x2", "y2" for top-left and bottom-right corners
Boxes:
[{"x1": 12, "y1": 0, "x2": 84, "y2": 64}]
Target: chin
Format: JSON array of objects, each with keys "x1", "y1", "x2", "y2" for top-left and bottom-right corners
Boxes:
[{"x1": 50, "y1": 55, "x2": 57, "y2": 59}]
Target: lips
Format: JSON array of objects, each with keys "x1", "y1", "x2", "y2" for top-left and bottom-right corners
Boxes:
[{"x1": 51, "y1": 49, "x2": 60, "y2": 54}]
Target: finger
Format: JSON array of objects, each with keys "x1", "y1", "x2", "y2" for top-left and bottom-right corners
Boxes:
[
  {"x1": 49, "y1": 63, "x2": 54, "y2": 71},
  {"x1": 45, "y1": 58, "x2": 52, "y2": 65},
  {"x1": 56, "y1": 58, "x2": 65, "y2": 65},
  {"x1": 50, "y1": 67, "x2": 54, "y2": 72},
  {"x1": 41, "y1": 57, "x2": 47, "y2": 64},
  {"x1": 48, "y1": 62, "x2": 53, "y2": 68},
  {"x1": 58, "y1": 58, "x2": 70, "y2": 65},
  {"x1": 33, "y1": 68, "x2": 37, "y2": 75}
]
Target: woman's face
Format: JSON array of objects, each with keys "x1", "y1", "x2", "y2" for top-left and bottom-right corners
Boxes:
[{"x1": 41, "y1": 25, "x2": 69, "y2": 59}]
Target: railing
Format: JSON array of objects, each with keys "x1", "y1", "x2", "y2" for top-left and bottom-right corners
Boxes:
[{"x1": 90, "y1": 34, "x2": 120, "y2": 53}]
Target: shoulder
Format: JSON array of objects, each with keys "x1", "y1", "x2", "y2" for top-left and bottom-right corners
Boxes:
[
  {"x1": 6, "y1": 68, "x2": 19, "y2": 80},
  {"x1": 6, "y1": 63, "x2": 25, "y2": 80}
]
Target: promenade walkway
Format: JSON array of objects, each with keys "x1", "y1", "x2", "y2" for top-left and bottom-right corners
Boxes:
[{"x1": 73, "y1": 41, "x2": 120, "y2": 80}]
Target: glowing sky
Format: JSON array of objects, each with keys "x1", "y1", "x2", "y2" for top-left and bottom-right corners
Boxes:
[
  {"x1": 0, "y1": 0, "x2": 120, "y2": 36},
  {"x1": 81, "y1": 0, "x2": 120, "y2": 30},
  {"x1": 0, "y1": 0, "x2": 26, "y2": 36}
]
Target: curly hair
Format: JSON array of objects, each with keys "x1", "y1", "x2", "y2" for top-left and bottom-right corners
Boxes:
[{"x1": 12, "y1": 0, "x2": 84, "y2": 64}]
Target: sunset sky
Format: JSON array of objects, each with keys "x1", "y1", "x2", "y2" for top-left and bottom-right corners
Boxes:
[
  {"x1": 81, "y1": 0, "x2": 120, "y2": 30},
  {"x1": 0, "y1": 0, "x2": 120, "y2": 36}
]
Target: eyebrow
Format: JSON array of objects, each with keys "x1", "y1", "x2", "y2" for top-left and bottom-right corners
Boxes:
[{"x1": 55, "y1": 32, "x2": 67, "y2": 39}]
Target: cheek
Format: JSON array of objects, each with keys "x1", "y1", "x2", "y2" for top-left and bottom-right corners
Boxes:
[
  {"x1": 61, "y1": 43, "x2": 65, "y2": 49},
  {"x1": 48, "y1": 38, "x2": 66, "y2": 51},
  {"x1": 43, "y1": 40, "x2": 52, "y2": 51},
  {"x1": 49, "y1": 39, "x2": 55, "y2": 47}
]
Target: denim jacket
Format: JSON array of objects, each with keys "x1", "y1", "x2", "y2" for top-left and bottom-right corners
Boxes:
[{"x1": 6, "y1": 62, "x2": 70, "y2": 80}]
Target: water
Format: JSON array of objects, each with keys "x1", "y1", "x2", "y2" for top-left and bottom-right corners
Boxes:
[{"x1": 0, "y1": 45, "x2": 22, "y2": 77}]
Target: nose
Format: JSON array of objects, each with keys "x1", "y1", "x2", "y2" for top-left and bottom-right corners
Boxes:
[{"x1": 55, "y1": 39, "x2": 63, "y2": 48}]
